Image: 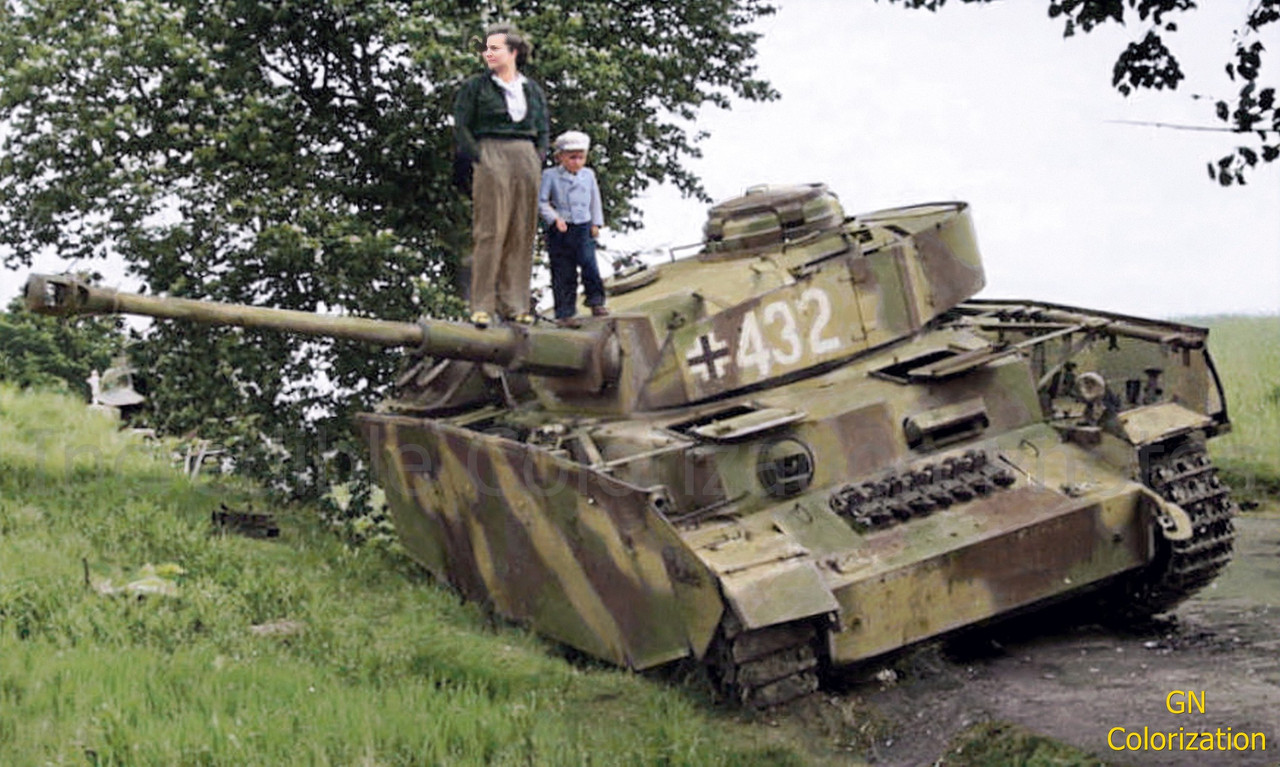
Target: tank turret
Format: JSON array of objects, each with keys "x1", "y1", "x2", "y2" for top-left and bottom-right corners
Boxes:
[{"x1": 26, "y1": 183, "x2": 1237, "y2": 708}]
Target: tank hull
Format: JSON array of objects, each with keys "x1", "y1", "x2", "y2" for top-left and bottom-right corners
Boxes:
[{"x1": 358, "y1": 296, "x2": 1235, "y2": 698}]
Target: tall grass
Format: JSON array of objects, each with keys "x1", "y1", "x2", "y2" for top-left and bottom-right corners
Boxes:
[
  {"x1": 1189, "y1": 315, "x2": 1280, "y2": 501},
  {"x1": 0, "y1": 385, "x2": 811, "y2": 766}
]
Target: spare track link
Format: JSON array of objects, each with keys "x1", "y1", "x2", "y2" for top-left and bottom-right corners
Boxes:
[
  {"x1": 1131, "y1": 440, "x2": 1236, "y2": 615},
  {"x1": 710, "y1": 618, "x2": 822, "y2": 708}
]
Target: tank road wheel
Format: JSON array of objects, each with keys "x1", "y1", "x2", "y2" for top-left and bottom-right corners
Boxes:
[
  {"x1": 1103, "y1": 437, "x2": 1236, "y2": 621},
  {"x1": 707, "y1": 614, "x2": 824, "y2": 708}
]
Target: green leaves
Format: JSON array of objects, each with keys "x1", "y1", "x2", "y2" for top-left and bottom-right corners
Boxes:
[
  {"x1": 0, "y1": 0, "x2": 776, "y2": 502},
  {"x1": 1111, "y1": 30, "x2": 1184, "y2": 96},
  {"x1": 0, "y1": 296, "x2": 127, "y2": 400},
  {"x1": 522, "y1": 1, "x2": 779, "y2": 222}
]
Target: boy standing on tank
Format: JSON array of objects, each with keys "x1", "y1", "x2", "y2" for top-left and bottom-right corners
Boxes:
[{"x1": 539, "y1": 130, "x2": 607, "y2": 326}]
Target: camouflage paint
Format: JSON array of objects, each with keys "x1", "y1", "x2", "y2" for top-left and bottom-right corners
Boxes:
[
  {"x1": 633, "y1": 203, "x2": 984, "y2": 410},
  {"x1": 23, "y1": 185, "x2": 1237, "y2": 697},
  {"x1": 359, "y1": 413, "x2": 723, "y2": 669}
]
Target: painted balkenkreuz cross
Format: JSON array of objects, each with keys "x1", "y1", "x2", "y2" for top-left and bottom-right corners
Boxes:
[{"x1": 686, "y1": 332, "x2": 731, "y2": 382}]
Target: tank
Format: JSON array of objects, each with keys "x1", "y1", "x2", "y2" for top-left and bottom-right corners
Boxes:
[{"x1": 25, "y1": 183, "x2": 1236, "y2": 707}]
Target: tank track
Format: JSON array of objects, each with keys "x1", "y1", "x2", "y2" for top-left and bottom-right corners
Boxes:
[
  {"x1": 708, "y1": 617, "x2": 822, "y2": 708},
  {"x1": 1120, "y1": 439, "x2": 1236, "y2": 616}
]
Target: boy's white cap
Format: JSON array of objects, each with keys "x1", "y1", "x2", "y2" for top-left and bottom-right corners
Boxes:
[{"x1": 555, "y1": 130, "x2": 590, "y2": 153}]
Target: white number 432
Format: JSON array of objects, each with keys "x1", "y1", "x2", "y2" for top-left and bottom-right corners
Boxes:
[{"x1": 735, "y1": 288, "x2": 843, "y2": 378}]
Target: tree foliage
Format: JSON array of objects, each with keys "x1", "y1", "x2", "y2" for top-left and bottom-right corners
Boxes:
[
  {"x1": 880, "y1": 0, "x2": 1279, "y2": 185},
  {"x1": 0, "y1": 0, "x2": 777, "y2": 499},
  {"x1": 0, "y1": 294, "x2": 127, "y2": 400}
]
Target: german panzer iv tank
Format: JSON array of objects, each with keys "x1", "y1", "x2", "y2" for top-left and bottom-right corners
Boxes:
[{"x1": 26, "y1": 184, "x2": 1235, "y2": 707}]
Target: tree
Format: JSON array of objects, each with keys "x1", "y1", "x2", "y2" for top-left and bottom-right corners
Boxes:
[
  {"x1": 0, "y1": 294, "x2": 128, "y2": 400},
  {"x1": 0, "y1": 0, "x2": 777, "y2": 499},
  {"x1": 879, "y1": 0, "x2": 1278, "y2": 186}
]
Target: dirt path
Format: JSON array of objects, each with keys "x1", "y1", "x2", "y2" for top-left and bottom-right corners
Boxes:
[{"x1": 826, "y1": 509, "x2": 1280, "y2": 766}]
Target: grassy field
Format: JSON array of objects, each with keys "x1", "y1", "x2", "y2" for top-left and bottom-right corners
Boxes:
[
  {"x1": 0, "y1": 384, "x2": 821, "y2": 766},
  {"x1": 1190, "y1": 315, "x2": 1280, "y2": 501}
]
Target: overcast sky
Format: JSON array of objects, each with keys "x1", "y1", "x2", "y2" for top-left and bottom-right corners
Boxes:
[
  {"x1": 609, "y1": 0, "x2": 1279, "y2": 318},
  {"x1": 3, "y1": 1, "x2": 1277, "y2": 319}
]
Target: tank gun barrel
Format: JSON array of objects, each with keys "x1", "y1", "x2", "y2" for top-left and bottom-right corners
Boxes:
[{"x1": 24, "y1": 273, "x2": 609, "y2": 378}]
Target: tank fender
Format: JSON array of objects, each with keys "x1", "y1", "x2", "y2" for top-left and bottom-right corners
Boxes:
[
  {"x1": 1116, "y1": 402, "x2": 1213, "y2": 447},
  {"x1": 720, "y1": 560, "x2": 839, "y2": 631}
]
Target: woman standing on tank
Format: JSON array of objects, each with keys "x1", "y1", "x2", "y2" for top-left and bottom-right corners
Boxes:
[{"x1": 453, "y1": 23, "x2": 549, "y2": 328}]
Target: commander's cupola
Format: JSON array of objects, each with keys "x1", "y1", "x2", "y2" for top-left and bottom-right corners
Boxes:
[{"x1": 701, "y1": 183, "x2": 845, "y2": 259}]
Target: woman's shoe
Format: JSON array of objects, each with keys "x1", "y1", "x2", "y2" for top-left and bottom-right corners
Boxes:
[
  {"x1": 590, "y1": 305, "x2": 609, "y2": 317},
  {"x1": 470, "y1": 311, "x2": 491, "y2": 328}
]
